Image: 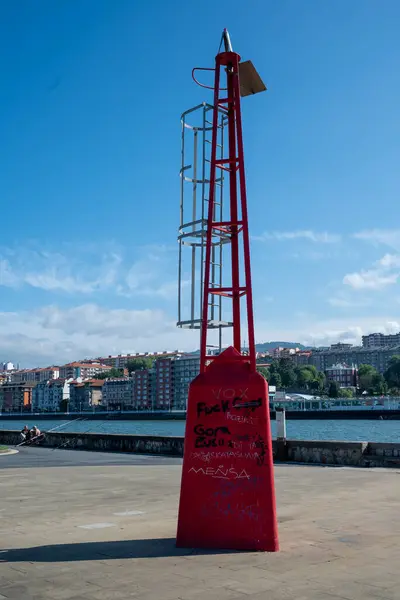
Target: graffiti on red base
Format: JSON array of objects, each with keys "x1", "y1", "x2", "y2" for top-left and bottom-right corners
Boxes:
[
  {"x1": 190, "y1": 450, "x2": 260, "y2": 463},
  {"x1": 194, "y1": 424, "x2": 231, "y2": 448},
  {"x1": 189, "y1": 465, "x2": 250, "y2": 480},
  {"x1": 226, "y1": 412, "x2": 259, "y2": 425},
  {"x1": 196, "y1": 396, "x2": 262, "y2": 419}
]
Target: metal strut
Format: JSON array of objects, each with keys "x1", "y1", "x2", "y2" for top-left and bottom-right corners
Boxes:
[{"x1": 199, "y1": 30, "x2": 262, "y2": 374}]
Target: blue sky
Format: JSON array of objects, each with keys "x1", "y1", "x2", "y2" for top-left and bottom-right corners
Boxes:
[{"x1": 1, "y1": 0, "x2": 400, "y2": 366}]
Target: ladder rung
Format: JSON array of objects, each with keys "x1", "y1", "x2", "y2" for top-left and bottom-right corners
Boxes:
[
  {"x1": 205, "y1": 140, "x2": 222, "y2": 148},
  {"x1": 205, "y1": 120, "x2": 224, "y2": 128},
  {"x1": 205, "y1": 199, "x2": 221, "y2": 206}
]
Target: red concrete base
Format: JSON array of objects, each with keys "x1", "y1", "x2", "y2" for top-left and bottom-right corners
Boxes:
[{"x1": 176, "y1": 347, "x2": 279, "y2": 552}]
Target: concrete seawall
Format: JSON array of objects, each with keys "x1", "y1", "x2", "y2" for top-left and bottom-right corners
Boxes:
[{"x1": 1, "y1": 430, "x2": 399, "y2": 468}]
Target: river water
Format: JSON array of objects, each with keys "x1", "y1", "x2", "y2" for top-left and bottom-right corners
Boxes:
[{"x1": 0, "y1": 418, "x2": 398, "y2": 443}]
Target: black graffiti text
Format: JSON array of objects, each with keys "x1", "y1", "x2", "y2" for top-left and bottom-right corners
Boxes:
[
  {"x1": 197, "y1": 400, "x2": 229, "y2": 418},
  {"x1": 194, "y1": 424, "x2": 231, "y2": 449},
  {"x1": 196, "y1": 397, "x2": 262, "y2": 419},
  {"x1": 232, "y1": 397, "x2": 262, "y2": 412}
]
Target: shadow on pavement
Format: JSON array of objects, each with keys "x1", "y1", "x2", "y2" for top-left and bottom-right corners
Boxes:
[{"x1": 0, "y1": 538, "x2": 240, "y2": 562}]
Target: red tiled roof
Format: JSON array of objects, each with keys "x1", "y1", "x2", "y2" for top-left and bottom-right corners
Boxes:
[
  {"x1": 61, "y1": 363, "x2": 111, "y2": 369},
  {"x1": 69, "y1": 379, "x2": 105, "y2": 386}
]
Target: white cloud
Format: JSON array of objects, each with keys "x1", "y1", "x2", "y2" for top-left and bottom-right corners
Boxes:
[
  {"x1": 328, "y1": 295, "x2": 370, "y2": 308},
  {"x1": 343, "y1": 253, "x2": 400, "y2": 291},
  {"x1": 125, "y1": 258, "x2": 157, "y2": 292},
  {"x1": 36, "y1": 304, "x2": 166, "y2": 338},
  {"x1": 0, "y1": 244, "x2": 178, "y2": 300},
  {"x1": 0, "y1": 304, "x2": 199, "y2": 367},
  {"x1": 0, "y1": 249, "x2": 121, "y2": 294},
  {"x1": 343, "y1": 270, "x2": 398, "y2": 290},
  {"x1": 3, "y1": 304, "x2": 400, "y2": 368},
  {"x1": 121, "y1": 253, "x2": 180, "y2": 300},
  {"x1": 384, "y1": 321, "x2": 400, "y2": 334},
  {"x1": 255, "y1": 230, "x2": 341, "y2": 243},
  {"x1": 376, "y1": 254, "x2": 400, "y2": 269},
  {"x1": 353, "y1": 229, "x2": 400, "y2": 251}
]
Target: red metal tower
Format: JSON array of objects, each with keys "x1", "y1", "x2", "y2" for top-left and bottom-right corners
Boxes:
[
  {"x1": 177, "y1": 30, "x2": 278, "y2": 552},
  {"x1": 198, "y1": 29, "x2": 266, "y2": 373}
]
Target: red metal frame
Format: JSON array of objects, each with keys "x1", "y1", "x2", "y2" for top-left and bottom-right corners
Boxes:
[{"x1": 199, "y1": 49, "x2": 256, "y2": 374}]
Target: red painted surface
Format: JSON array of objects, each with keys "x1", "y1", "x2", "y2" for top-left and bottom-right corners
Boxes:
[
  {"x1": 200, "y1": 48, "x2": 256, "y2": 373},
  {"x1": 176, "y1": 347, "x2": 279, "y2": 551}
]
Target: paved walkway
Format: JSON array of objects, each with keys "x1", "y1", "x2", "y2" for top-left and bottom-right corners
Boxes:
[{"x1": 0, "y1": 448, "x2": 399, "y2": 599}]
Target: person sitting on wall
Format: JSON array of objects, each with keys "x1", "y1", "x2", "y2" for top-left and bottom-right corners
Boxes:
[
  {"x1": 30, "y1": 426, "x2": 43, "y2": 444},
  {"x1": 20, "y1": 425, "x2": 30, "y2": 442}
]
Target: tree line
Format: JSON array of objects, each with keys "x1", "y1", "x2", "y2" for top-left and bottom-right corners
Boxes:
[
  {"x1": 256, "y1": 359, "x2": 327, "y2": 394},
  {"x1": 356, "y1": 356, "x2": 400, "y2": 396},
  {"x1": 257, "y1": 355, "x2": 400, "y2": 398}
]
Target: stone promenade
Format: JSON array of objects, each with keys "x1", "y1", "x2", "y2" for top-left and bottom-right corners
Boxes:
[{"x1": 0, "y1": 447, "x2": 399, "y2": 599}]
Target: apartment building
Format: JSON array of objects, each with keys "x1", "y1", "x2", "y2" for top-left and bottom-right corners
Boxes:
[
  {"x1": 32, "y1": 379, "x2": 72, "y2": 412},
  {"x1": 310, "y1": 344, "x2": 399, "y2": 374},
  {"x1": 329, "y1": 343, "x2": 353, "y2": 351},
  {"x1": 325, "y1": 363, "x2": 358, "y2": 389},
  {"x1": 0, "y1": 382, "x2": 35, "y2": 412},
  {"x1": 270, "y1": 347, "x2": 302, "y2": 360},
  {"x1": 271, "y1": 347, "x2": 284, "y2": 358},
  {"x1": 92, "y1": 354, "x2": 199, "y2": 412},
  {"x1": 11, "y1": 369, "x2": 35, "y2": 383},
  {"x1": 362, "y1": 332, "x2": 400, "y2": 348},
  {"x1": 256, "y1": 352, "x2": 271, "y2": 361},
  {"x1": 152, "y1": 358, "x2": 174, "y2": 411},
  {"x1": 33, "y1": 381, "x2": 51, "y2": 412},
  {"x1": 59, "y1": 362, "x2": 110, "y2": 380},
  {"x1": 69, "y1": 380, "x2": 104, "y2": 411},
  {"x1": 10, "y1": 366, "x2": 59, "y2": 384},
  {"x1": 99, "y1": 354, "x2": 197, "y2": 412},
  {"x1": 133, "y1": 369, "x2": 155, "y2": 411},
  {"x1": 292, "y1": 351, "x2": 312, "y2": 366},
  {"x1": 173, "y1": 354, "x2": 200, "y2": 411},
  {"x1": 1, "y1": 361, "x2": 15, "y2": 372},
  {"x1": 101, "y1": 358, "x2": 178, "y2": 412},
  {"x1": 102, "y1": 378, "x2": 134, "y2": 411}
]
